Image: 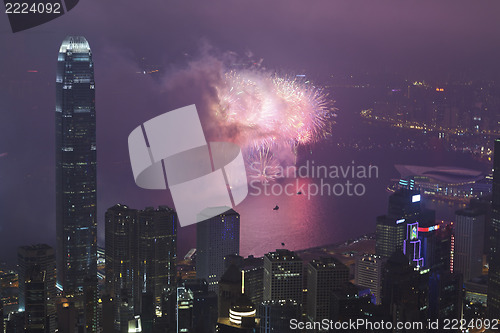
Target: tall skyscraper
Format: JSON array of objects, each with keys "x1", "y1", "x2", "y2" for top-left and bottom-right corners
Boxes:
[
  {"x1": 306, "y1": 257, "x2": 349, "y2": 322},
  {"x1": 355, "y1": 254, "x2": 385, "y2": 305},
  {"x1": 488, "y1": 138, "x2": 500, "y2": 319},
  {"x1": 375, "y1": 215, "x2": 407, "y2": 258},
  {"x1": 263, "y1": 249, "x2": 303, "y2": 305},
  {"x1": 18, "y1": 244, "x2": 56, "y2": 333},
  {"x1": 259, "y1": 300, "x2": 300, "y2": 333},
  {"x1": 454, "y1": 208, "x2": 485, "y2": 282},
  {"x1": 381, "y1": 252, "x2": 429, "y2": 329},
  {"x1": 24, "y1": 265, "x2": 48, "y2": 333},
  {"x1": 375, "y1": 189, "x2": 435, "y2": 263},
  {"x1": 105, "y1": 204, "x2": 139, "y2": 331},
  {"x1": 137, "y1": 206, "x2": 177, "y2": 313},
  {"x1": 196, "y1": 208, "x2": 240, "y2": 292},
  {"x1": 105, "y1": 204, "x2": 177, "y2": 331},
  {"x1": 55, "y1": 36, "x2": 97, "y2": 295}
]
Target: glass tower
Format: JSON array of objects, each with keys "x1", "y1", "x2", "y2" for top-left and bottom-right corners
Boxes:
[{"x1": 56, "y1": 36, "x2": 97, "y2": 295}]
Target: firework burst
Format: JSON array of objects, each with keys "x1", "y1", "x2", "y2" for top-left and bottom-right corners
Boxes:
[{"x1": 212, "y1": 68, "x2": 335, "y2": 182}]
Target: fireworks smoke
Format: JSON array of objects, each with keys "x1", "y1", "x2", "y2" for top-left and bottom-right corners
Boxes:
[{"x1": 161, "y1": 49, "x2": 336, "y2": 182}]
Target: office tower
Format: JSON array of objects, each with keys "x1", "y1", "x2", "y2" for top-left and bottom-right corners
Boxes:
[
  {"x1": 381, "y1": 252, "x2": 429, "y2": 329},
  {"x1": 330, "y1": 283, "x2": 373, "y2": 322},
  {"x1": 105, "y1": 204, "x2": 177, "y2": 330},
  {"x1": 55, "y1": 36, "x2": 97, "y2": 296},
  {"x1": 376, "y1": 189, "x2": 435, "y2": 263},
  {"x1": 375, "y1": 216, "x2": 407, "y2": 258},
  {"x1": 221, "y1": 255, "x2": 264, "y2": 309},
  {"x1": 18, "y1": 244, "x2": 56, "y2": 332},
  {"x1": 83, "y1": 276, "x2": 98, "y2": 333},
  {"x1": 454, "y1": 208, "x2": 485, "y2": 282},
  {"x1": 196, "y1": 208, "x2": 240, "y2": 292},
  {"x1": 306, "y1": 257, "x2": 348, "y2": 322},
  {"x1": 259, "y1": 300, "x2": 299, "y2": 333},
  {"x1": 241, "y1": 256, "x2": 264, "y2": 307},
  {"x1": 263, "y1": 249, "x2": 303, "y2": 305},
  {"x1": 470, "y1": 195, "x2": 492, "y2": 257},
  {"x1": 419, "y1": 222, "x2": 452, "y2": 271},
  {"x1": 24, "y1": 265, "x2": 47, "y2": 333},
  {"x1": 355, "y1": 254, "x2": 385, "y2": 305},
  {"x1": 137, "y1": 206, "x2": 177, "y2": 312},
  {"x1": 387, "y1": 189, "x2": 422, "y2": 222},
  {"x1": 183, "y1": 279, "x2": 218, "y2": 333},
  {"x1": 176, "y1": 287, "x2": 194, "y2": 332},
  {"x1": 489, "y1": 138, "x2": 500, "y2": 319},
  {"x1": 428, "y1": 271, "x2": 462, "y2": 321},
  {"x1": 105, "y1": 204, "x2": 139, "y2": 331},
  {"x1": 418, "y1": 223, "x2": 462, "y2": 320},
  {"x1": 218, "y1": 264, "x2": 243, "y2": 320}
]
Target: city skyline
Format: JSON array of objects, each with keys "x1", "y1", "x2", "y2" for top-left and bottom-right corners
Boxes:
[
  {"x1": 1, "y1": 2, "x2": 500, "y2": 262},
  {"x1": 1, "y1": 2, "x2": 500, "y2": 331}
]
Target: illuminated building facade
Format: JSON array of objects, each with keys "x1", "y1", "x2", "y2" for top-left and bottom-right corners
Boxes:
[
  {"x1": 355, "y1": 254, "x2": 385, "y2": 305},
  {"x1": 258, "y1": 300, "x2": 300, "y2": 333},
  {"x1": 55, "y1": 36, "x2": 97, "y2": 295},
  {"x1": 306, "y1": 257, "x2": 349, "y2": 322},
  {"x1": 263, "y1": 249, "x2": 302, "y2": 305},
  {"x1": 18, "y1": 244, "x2": 56, "y2": 332},
  {"x1": 454, "y1": 208, "x2": 485, "y2": 282},
  {"x1": 196, "y1": 208, "x2": 240, "y2": 292},
  {"x1": 105, "y1": 204, "x2": 177, "y2": 330}
]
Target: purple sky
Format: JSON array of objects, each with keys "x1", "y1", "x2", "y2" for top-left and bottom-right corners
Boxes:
[{"x1": 1, "y1": 0, "x2": 500, "y2": 263}]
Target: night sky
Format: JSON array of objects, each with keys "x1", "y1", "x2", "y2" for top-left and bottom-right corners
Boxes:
[{"x1": 1, "y1": 0, "x2": 500, "y2": 264}]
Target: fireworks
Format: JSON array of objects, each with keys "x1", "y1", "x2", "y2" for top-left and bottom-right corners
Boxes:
[{"x1": 212, "y1": 68, "x2": 335, "y2": 182}]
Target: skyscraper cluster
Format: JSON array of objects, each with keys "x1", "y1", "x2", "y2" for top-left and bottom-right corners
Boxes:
[{"x1": 4, "y1": 34, "x2": 500, "y2": 333}]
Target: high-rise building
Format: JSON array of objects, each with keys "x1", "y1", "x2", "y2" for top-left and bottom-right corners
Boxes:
[
  {"x1": 137, "y1": 206, "x2": 177, "y2": 313},
  {"x1": 105, "y1": 204, "x2": 177, "y2": 330},
  {"x1": 418, "y1": 223, "x2": 462, "y2": 320},
  {"x1": 18, "y1": 244, "x2": 56, "y2": 332},
  {"x1": 196, "y1": 208, "x2": 240, "y2": 292},
  {"x1": 176, "y1": 287, "x2": 194, "y2": 333},
  {"x1": 381, "y1": 251, "x2": 429, "y2": 330},
  {"x1": 55, "y1": 36, "x2": 97, "y2": 296},
  {"x1": 489, "y1": 138, "x2": 500, "y2": 319},
  {"x1": 375, "y1": 215, "x2": 407, "y2": 258},
  {"x1": 24, "y1": 265, "x2": 47, "y2": 333},
  {"x1": 330, "y1": 283, "x2": 373, "y2": 323},
  {"x1": 218, "y1": 265, "x2": 243, "y2": 321},
  {"x1": 241, "y1": 256, "x2": 264, "y2": 307},
  {"x1": 105, "y1": 204, "x2": 138, "y2": 331},
  {"x1": 454, "y1": 208, "x2": 485, "y2": 282},
  {"x1": 355, "y1": 254, "x2": 385, "y2": 305},
  {"x1": 258, "y1": 300, "x2": 299, "y2": 333},
  {"x1": 183, "y1": 279, "x2": 218, "y2": 333},
  {"x1": 376, "y1": 189, "x2": 435, "y2": 264},
  {"x1": 306, "y1": 257, "x2": 349, "y2": 322},
  {"x1": 263, "y1": 249, "x2": 303, "y2": 305}
]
